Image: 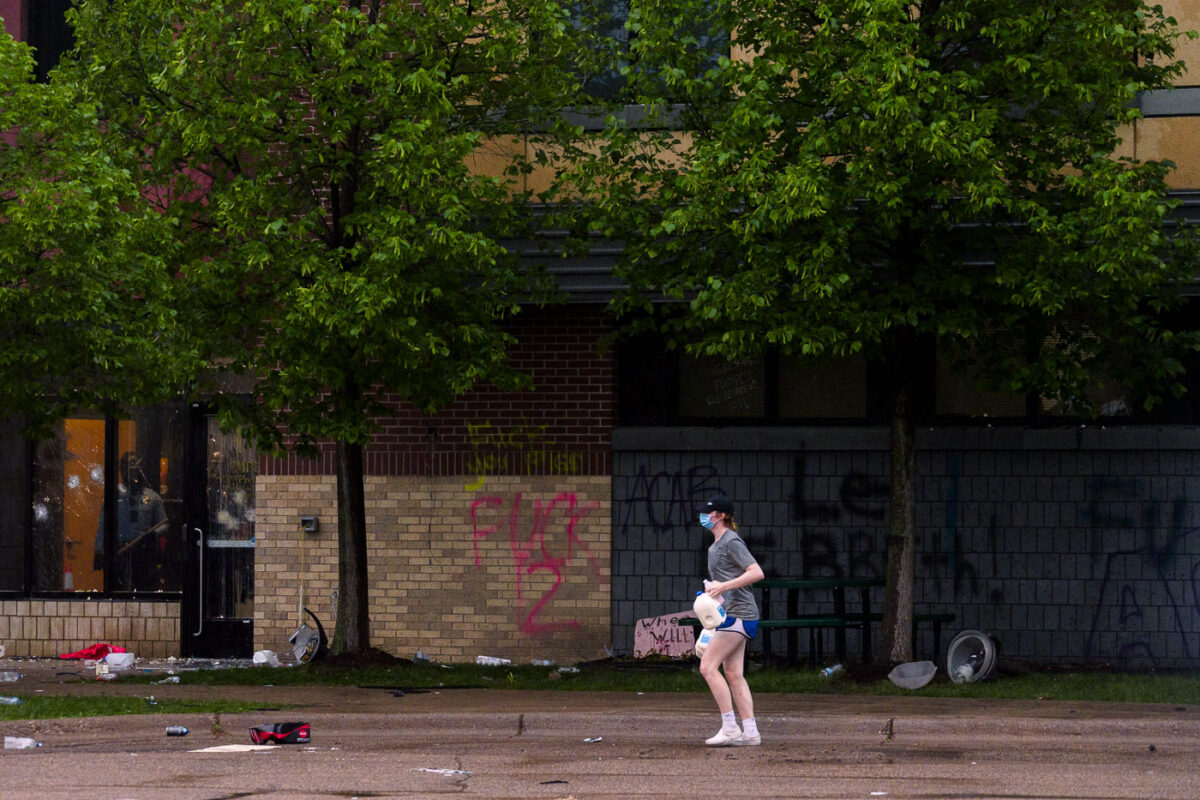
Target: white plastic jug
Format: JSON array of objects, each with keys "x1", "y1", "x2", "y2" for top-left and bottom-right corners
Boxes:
[
  {"x1": 693, "y1": 591, "x2": 726, "y2": 629},
  {"x1": 694, "y1": 627, "x2": 715, "y2": 657}
]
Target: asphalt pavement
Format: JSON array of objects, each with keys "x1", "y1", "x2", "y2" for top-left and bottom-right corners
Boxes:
[{"x1": 1, "y1": 658, "x2": 1198, "y2": 799}]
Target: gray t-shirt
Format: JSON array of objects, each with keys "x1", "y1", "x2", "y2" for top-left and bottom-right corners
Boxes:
[{"x1": 707, "y1": 531, "x2": 760, "y2": 620}]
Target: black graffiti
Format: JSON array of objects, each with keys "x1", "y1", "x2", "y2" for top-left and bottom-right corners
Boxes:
[
  {"x1": 1084, "y1": 475, "x2": 1198, "y2": 664},
  {"x1": 920, "y1": 536, "x2": 981, "y2": 597},
  {"x1": 791, "y1": 452, "x2": 888, "y2": 578},
  {"x1": 792, "y1": 455, "x2": 888, "y2": 522},
  {"x1": 721, "y1": 527, "x2": 771, "y2": 575},
  {"x1": 619, "y1": 464, "x2": 722, "y2": 534},
  {"x1": 800, "y1": 530, "x2": 883, "y2": 578}
]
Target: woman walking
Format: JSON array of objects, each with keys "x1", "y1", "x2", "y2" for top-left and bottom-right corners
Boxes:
[{"x1": 696, "y1": 493, "x2": 765, "y2": 746}]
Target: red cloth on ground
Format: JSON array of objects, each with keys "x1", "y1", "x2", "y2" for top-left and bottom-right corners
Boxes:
[{"x1": 58, "y1": 643, "x2": 127, "y2": 660}]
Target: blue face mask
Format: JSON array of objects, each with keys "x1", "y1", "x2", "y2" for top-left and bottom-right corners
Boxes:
[{"x1": 699, "y1": 513, "x2": 716, "y2": 530}]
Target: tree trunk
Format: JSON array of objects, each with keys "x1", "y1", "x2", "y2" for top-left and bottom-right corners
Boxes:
[
  {"x1": 878, "y1": 332, "x2": 918, "y2": 666},
  {"x1": 332, "y1": 439, "x2": 371, "y2": 654}
]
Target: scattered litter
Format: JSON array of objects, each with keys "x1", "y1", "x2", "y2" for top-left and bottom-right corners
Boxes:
[
  {"x1": 414, "y1": 650, "x2": 430, "y2": 663},
  {"x1": 153, "y1": 675, "x2": 180, "y2": 685},
  {"x1": 0, "y1": 671, "x2": 21, "y2": 682},
  {"x1": 190, "y1": 744, "x2": 278, "y2": 753},
  {"x1": 531, "y1": 659, "x2": 554, "y2": 666},
  {"x1": 0, "y1": 696, "x2": 21, "y2": 705},
  {"x1": 105, "y1": 652, "x2": 136, "y2": 670},
  {"x1": 540, "y1": 780, "x2": 569, "y2": 785},
  {"x1": 888, "y1": 661, "x2": 937, "y2": 690},
  {"x1": 820, "y1": 663, "x2": 844, "y2": 678},
  {"x1": 947, "y1": 630, "x2": 998, "y2": 683},
  {"x1": 475, "y1": 655, "x2": 511, "y2": 666},
  {"x1": 166, "y1": 726, "x2": 190, "y2": 736},
  {"x1": 557, "y1": 666, "x2": 580, "y2": 674},
  {"x1": 289, "y1": 609, "x2": 328, "y2": 664},
  {"x1": 252, "y1": 650, "x2": 281, "y2": 667},
  {"x1": 4, "y1": 737, "x2": 40, "y2": 749},
  {"x1": 583, "y1": 737, "x2": 603, "y2": 743},
  {"x1": 249, "y1": 722, "x2": 311, "y2": 744},
  {"x1": 416, "y1": 768, "x2": 472, "y2": 777}
]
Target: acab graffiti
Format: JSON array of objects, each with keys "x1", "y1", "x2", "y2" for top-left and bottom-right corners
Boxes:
[
  {"x1": 470, "y1": 491, "x2": 604, "y2": 635},
  {"x1": 619, "y1": 463, "x2": 723, "y2": 534}
]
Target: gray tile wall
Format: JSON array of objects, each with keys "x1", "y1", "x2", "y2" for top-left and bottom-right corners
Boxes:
[{"x1": 612, "y1": 427, "x2": 1200, "y2": 669}]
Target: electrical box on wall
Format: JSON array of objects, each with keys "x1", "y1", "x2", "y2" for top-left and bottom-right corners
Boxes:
[{"x1": 299, "y1": 516, "x2": 319, "y2": 534}]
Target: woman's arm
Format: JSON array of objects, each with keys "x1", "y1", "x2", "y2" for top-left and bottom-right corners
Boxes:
[{"x1": 707, "y1": 562, "x2": 765, "y2": 597}]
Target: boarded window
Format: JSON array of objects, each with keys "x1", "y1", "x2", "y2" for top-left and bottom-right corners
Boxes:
[
  {"x1": 779, "y1": 354, "x2": 868, "y2": 418},
  {"x1": 27, "y1": 0, "x2": 74, "y2": 82}
]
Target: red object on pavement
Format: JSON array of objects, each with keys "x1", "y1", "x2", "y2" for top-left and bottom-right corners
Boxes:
[
  {"x1": 58, "y1": 643, "x2": 127, "y2": 660},
  {"x1": 249, "y1": 722, "x2": 311, "y2": 744}
]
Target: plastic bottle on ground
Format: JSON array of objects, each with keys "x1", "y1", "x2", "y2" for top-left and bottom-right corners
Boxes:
[
  {"x1": 475, "y1": 655, "x2": 512, "y2": 666},
  {"x1": 4, "y1": 736, "x2": 39, "y2": 749},
  {"x1": 955, "y1": 650, "x2": 984, "y2": 682},
  {"x1": 820, "y1": 664, "x2": 844, "y2": 678},
  {"x1": 0, "y1": 696, "x2": 22, "y2": 705}
]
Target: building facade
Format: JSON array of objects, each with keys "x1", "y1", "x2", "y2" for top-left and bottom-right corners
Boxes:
[{"x1": 2, "y1": 0, "x2": 1200, "y2": 669}]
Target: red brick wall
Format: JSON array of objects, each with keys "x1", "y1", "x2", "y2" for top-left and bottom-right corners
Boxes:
[
  {"x1": 260, "y1": 306, "x2": 615, "y2": 478},
  {"x1": 0, "y1": 2, "x2": 26, "y2": 40}
]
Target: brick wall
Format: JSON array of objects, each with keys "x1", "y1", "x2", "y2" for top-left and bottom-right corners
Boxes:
[
  {"x1": 0, "y1": 600, "x2": 180, "y2": 658},
  {"x1": 0, "y1": 1, "x2": 23, "y2": 40},
  {"x1": 258, "y1": 306, "x2": 614, "y2": 479},
  {"x1": 253, "y1": 307, "x2": 616, "y2": 663},
  {"x1": 613, "y1": 426, "x2": 1200, "y2": 669},
  {"x1": 255, "y1": 474, "x2": 612, "y2": 664}
]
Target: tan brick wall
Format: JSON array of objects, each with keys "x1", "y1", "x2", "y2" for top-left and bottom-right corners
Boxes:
[
  {"x1": 0, "y1": 600, "x2": 180, "y2": 658},
  {"x1": 255, "y1": 474, "x2": 612, "y2": 665}
]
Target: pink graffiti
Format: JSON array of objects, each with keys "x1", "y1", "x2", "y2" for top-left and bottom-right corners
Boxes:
[{"x1": 470, "y1": 491, "x2": 603, "y2": 634}]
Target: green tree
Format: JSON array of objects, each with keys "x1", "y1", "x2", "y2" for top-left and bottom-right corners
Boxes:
[
  {"x1": 61, "y1": 0, "x2": 579, "y2": 654},
  {"x1": 0, "y1": 30, "x2": 193, "y2": 435},
  {"x1": 566, "y1": 0, "x2": 1200, "y2": 664}
]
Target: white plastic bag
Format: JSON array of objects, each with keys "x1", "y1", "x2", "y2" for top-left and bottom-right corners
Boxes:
[{"x1": 252, "y1": 649, "x2": 281, "y2": 667}]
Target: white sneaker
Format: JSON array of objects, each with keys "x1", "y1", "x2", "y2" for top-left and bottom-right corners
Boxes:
[
  {"x1": 732, "y1": 732, "x2": 762, "y2": 746},
  {"x1": 705, "y1": 728, "x2": 741, "y2": 747}
]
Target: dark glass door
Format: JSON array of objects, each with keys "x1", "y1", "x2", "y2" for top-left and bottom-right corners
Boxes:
[{"x1": 181, "y1": 409, "x2": 256, "y2": 657}]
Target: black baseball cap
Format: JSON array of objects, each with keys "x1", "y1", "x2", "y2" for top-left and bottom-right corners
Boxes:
[{"x1": 698, "y1": 494, "x2": 734, "y2": 515}]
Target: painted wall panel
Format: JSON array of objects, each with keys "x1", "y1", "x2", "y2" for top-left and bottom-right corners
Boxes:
[{"x1": 612, "y1": 427, "x2": 1200, "y2": 669}]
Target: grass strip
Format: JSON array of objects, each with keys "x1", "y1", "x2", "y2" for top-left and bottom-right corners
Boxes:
[
  {"x1": 139, "y1": 661, "x2": 1200, "y2": 706},
  {"x1": 0, "y1": 695, "x2": 279, "y2": 721}
]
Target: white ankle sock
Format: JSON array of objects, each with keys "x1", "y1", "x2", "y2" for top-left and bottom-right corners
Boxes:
[
  {"x1": 742, "y1": 718, "x2": 759, "y2": 737},
  {"x1": 721, "y1": 711, "x2": 739, "y2": 731}
]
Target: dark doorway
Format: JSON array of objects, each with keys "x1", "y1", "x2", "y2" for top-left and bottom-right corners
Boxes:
[{"x1": 181, "y1": 409, "x2": 256, "y2": 657}]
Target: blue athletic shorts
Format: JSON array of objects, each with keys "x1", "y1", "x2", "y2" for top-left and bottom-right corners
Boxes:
[{"x1": 716, "y1": 615, "x2": 759, "y2": 640}]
